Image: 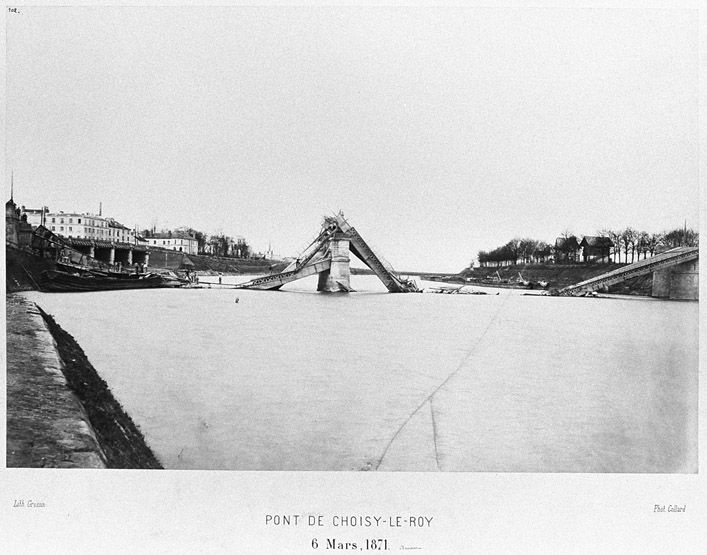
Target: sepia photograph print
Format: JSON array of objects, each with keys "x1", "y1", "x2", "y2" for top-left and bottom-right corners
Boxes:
[{"x1": 2, "y1": 1, "x2": 704, "y2": 552}]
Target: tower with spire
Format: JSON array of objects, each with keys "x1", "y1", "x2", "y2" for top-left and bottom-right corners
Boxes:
[{"x1": 6, "y1": 171, "x2": 20, "y2": 246}]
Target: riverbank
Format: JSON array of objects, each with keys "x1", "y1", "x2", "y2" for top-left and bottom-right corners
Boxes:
[
  {"x1": 5, "y1": 245, "x2": 291, "y2": 294},
  {"x1": 453, "y1": 262, "x2": 653, "y2": 294},
  {"x1": 6, "y1": 294, "x2": 162, "y2": 468},
  {"x1": 187, "y1": 253, "x2": 288, "y2": 274},
  {"x1": 5, "y1": 245, "x2": 54, "y2": 293}
]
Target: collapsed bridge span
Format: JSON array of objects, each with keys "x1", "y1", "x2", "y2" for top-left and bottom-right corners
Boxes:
[
  {"x1": 558, "y1": 247, "x2": 698, "y2": 298},
  {"x1": 234, "y1": 212, "x2": 419, "y2": 293}
]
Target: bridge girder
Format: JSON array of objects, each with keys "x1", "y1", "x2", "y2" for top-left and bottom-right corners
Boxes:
[{"x1": 559, "y1": 248, "x2": 699, "y2": 296}]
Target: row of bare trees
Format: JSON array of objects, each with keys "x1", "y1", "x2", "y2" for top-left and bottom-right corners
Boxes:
[
  {"x1": 599, "y1": 227, "x2": 698, "y2": 264},
  {"x1": 478, "y1": 226, "x2": 698, "y2": 266},
  {"x1": 478, "y1": 238, "x2": 552, "y2": 265}
]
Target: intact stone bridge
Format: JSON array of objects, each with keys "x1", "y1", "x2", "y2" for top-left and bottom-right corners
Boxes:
[
  {"x1": 235, "y1": 212, "x2": 419, "y2": 293},
  {"x1": 559, "y1": 247, "x2": 699, "y2": 300},
  {"x1": 31, "y1": 225, "x2": 149, "y2": 269}
]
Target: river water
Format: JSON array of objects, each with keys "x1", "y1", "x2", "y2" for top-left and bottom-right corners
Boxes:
[{"x1": 21, "y1": 275, "x2": 698, "y2": 472}]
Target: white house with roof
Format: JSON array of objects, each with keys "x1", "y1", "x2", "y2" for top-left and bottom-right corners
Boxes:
[{"x1": 147, "y1": 231, "x2": 198, "y2": 255}]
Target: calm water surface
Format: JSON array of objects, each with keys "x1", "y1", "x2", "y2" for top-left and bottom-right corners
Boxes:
[{"x1": 22, "y1": 275, "x2": 698, "y2": 472}]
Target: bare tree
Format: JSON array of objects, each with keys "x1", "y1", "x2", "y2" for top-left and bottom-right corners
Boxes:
[
  {"x1": 663, "y1": 226, "x2": 699, "y2": 248},
  {"x1": 504, "y1": 238, "x2": 522, "y2": 265},
  {"x1": 637, "y1": 231, "x2": 650, "y2": 260},
  {"x1": 647, "y1": 233, "x2": 662, "y2": 257},
  {"x1": 556, "y1": 230, "x2": 579, "y2": 263},
  {"x1": 621, "y1": 228, "x2": 638, "y2": 263},
  {"x1": 599, "y1": 229, "x2": 622, "y2": 263},
  {"x1": 518, "y1": 238, "x2": 539, "y2": 264}
]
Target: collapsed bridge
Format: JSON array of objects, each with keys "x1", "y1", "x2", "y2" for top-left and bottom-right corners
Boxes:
[
  {"x1": 558, "y1": 247, "x2": 699, "y2": 299},
  {"x1": 234, "y1": 212, "x2": 419, "y2": 293}
]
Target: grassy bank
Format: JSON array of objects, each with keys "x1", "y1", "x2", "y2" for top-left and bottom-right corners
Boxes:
[
  {"x1": 38, "y1": 307, "x2": 163, "y2": 469},
  {"x1": 186, "y1": 253, "x2": 288, "y2": 274},
  {"x1": 456, "y1": 263, "x2": 652, "y2": 294}
]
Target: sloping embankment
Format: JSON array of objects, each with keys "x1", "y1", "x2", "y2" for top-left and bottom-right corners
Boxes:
[
  {"x1": 37, "y1": 307, "x2": 163, "y2": 468},
  {"x1": 458, "y1": 263, "x2": 652, "y2": 294},
  {"x1": 187, "y1": 253, "x2": 288, "y2": 274},
  {"x1": 6, "y1": 296, "x2": 106, "y2": 468},
  {"x1": 6, "y1": 294, "x2": 162, "y2": 469},
  {"x1": 147, "y1": 248, "x2": 288, "y2": 274}
]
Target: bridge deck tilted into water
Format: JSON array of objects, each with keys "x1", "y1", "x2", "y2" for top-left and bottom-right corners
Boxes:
[
  {"x1": 232, "y1": 257, "x2": 332, "y2": 290},
  {"x1": 333, "y1": 213, "x2": 416, "y2": 293},
  {"x1": 558, "y1": 247, "x2": 699, "y2": 296}
]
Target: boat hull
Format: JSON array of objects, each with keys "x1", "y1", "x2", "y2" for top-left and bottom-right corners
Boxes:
[{"x1": 40, "y1": 270, "x2": 171, "y2": 292}]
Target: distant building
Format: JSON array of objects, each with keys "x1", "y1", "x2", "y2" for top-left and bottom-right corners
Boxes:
[
  {"x1": 106, "y1": 218, "x2": 134, "y2": 244},
  {"x1": 147, "y1": 231, "x2": 198, "y2": 255},
  {"x1": 6, "y1": 198, "x2": 33, "y2": 248},
  {"x1": 134, "y1": 233, "x2": 149, "y2": 248},
  {"x1": 39, "y1": 211, "x2": 137, "y2": 244},
  {"x1": 579, "y1": 236, "x2": 613, "y2": 263},
  {"x1": 478, "y1": 258, "x2": 514, "y2": 268},
  {"x1": 532, "y1": 247, "x2": 554, "y2": 264},
  {"x1": 554, "y1": 236, "x2": 580, "y2": 263},
  {"x1": 6, "y1": 199, "x2": 19, "y2": 246}
]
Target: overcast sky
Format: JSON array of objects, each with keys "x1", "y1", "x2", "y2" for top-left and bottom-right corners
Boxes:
[{"x1": 5, "y1": 6, "x2": 699, "y2": 272}]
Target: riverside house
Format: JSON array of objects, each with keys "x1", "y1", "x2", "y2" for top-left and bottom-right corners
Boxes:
[
  {"x1": 579, "y1": 236, "x2": 614, "y2": 263},
  {"x1": 147, "y1": 231, "x2": 198, "y2": 255},
  {"x1": 554, "y1": 236, "x2": 581, "y2": 263}
]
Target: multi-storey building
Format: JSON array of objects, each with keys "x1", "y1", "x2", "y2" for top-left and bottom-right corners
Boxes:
[
  {"x1": 106, "y1": 219, "x2": 135, "y2": 244},
  {"x1": 147, "y1": 231, "x2": 198, "y2": 255},
  {"x1": 40, "y1": 211, "x2": 137, "y2": 244}
]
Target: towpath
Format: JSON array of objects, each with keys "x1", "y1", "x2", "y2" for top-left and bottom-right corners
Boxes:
[{"x1": 6, "y1": 294, "x2": 106, "y2": 468}]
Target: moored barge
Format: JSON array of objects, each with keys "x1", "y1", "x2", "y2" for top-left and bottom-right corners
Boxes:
[{"x1": 40, "y1": 268, "x2": 172, "y2": 292}]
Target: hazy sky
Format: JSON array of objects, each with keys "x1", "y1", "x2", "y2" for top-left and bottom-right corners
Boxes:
[{"x1": 5, "y1": 6, "x2": 699, "y2": 271}]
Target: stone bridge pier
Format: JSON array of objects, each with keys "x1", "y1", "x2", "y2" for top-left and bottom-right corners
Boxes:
[
  {"x1": 113, "y1": 246, "x2": 133, "y2": 266},
  {"x1": 652, "y1": 259, "x2": 699, "y2": 300},
  {"x1": 317, "y1": 234, "x2": 351, "y2": 292}
]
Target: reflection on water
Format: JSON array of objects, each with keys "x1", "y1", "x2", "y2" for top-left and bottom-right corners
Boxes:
[{"x1": 21, "y1": 275, "x2": 698, "y2": 472}]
